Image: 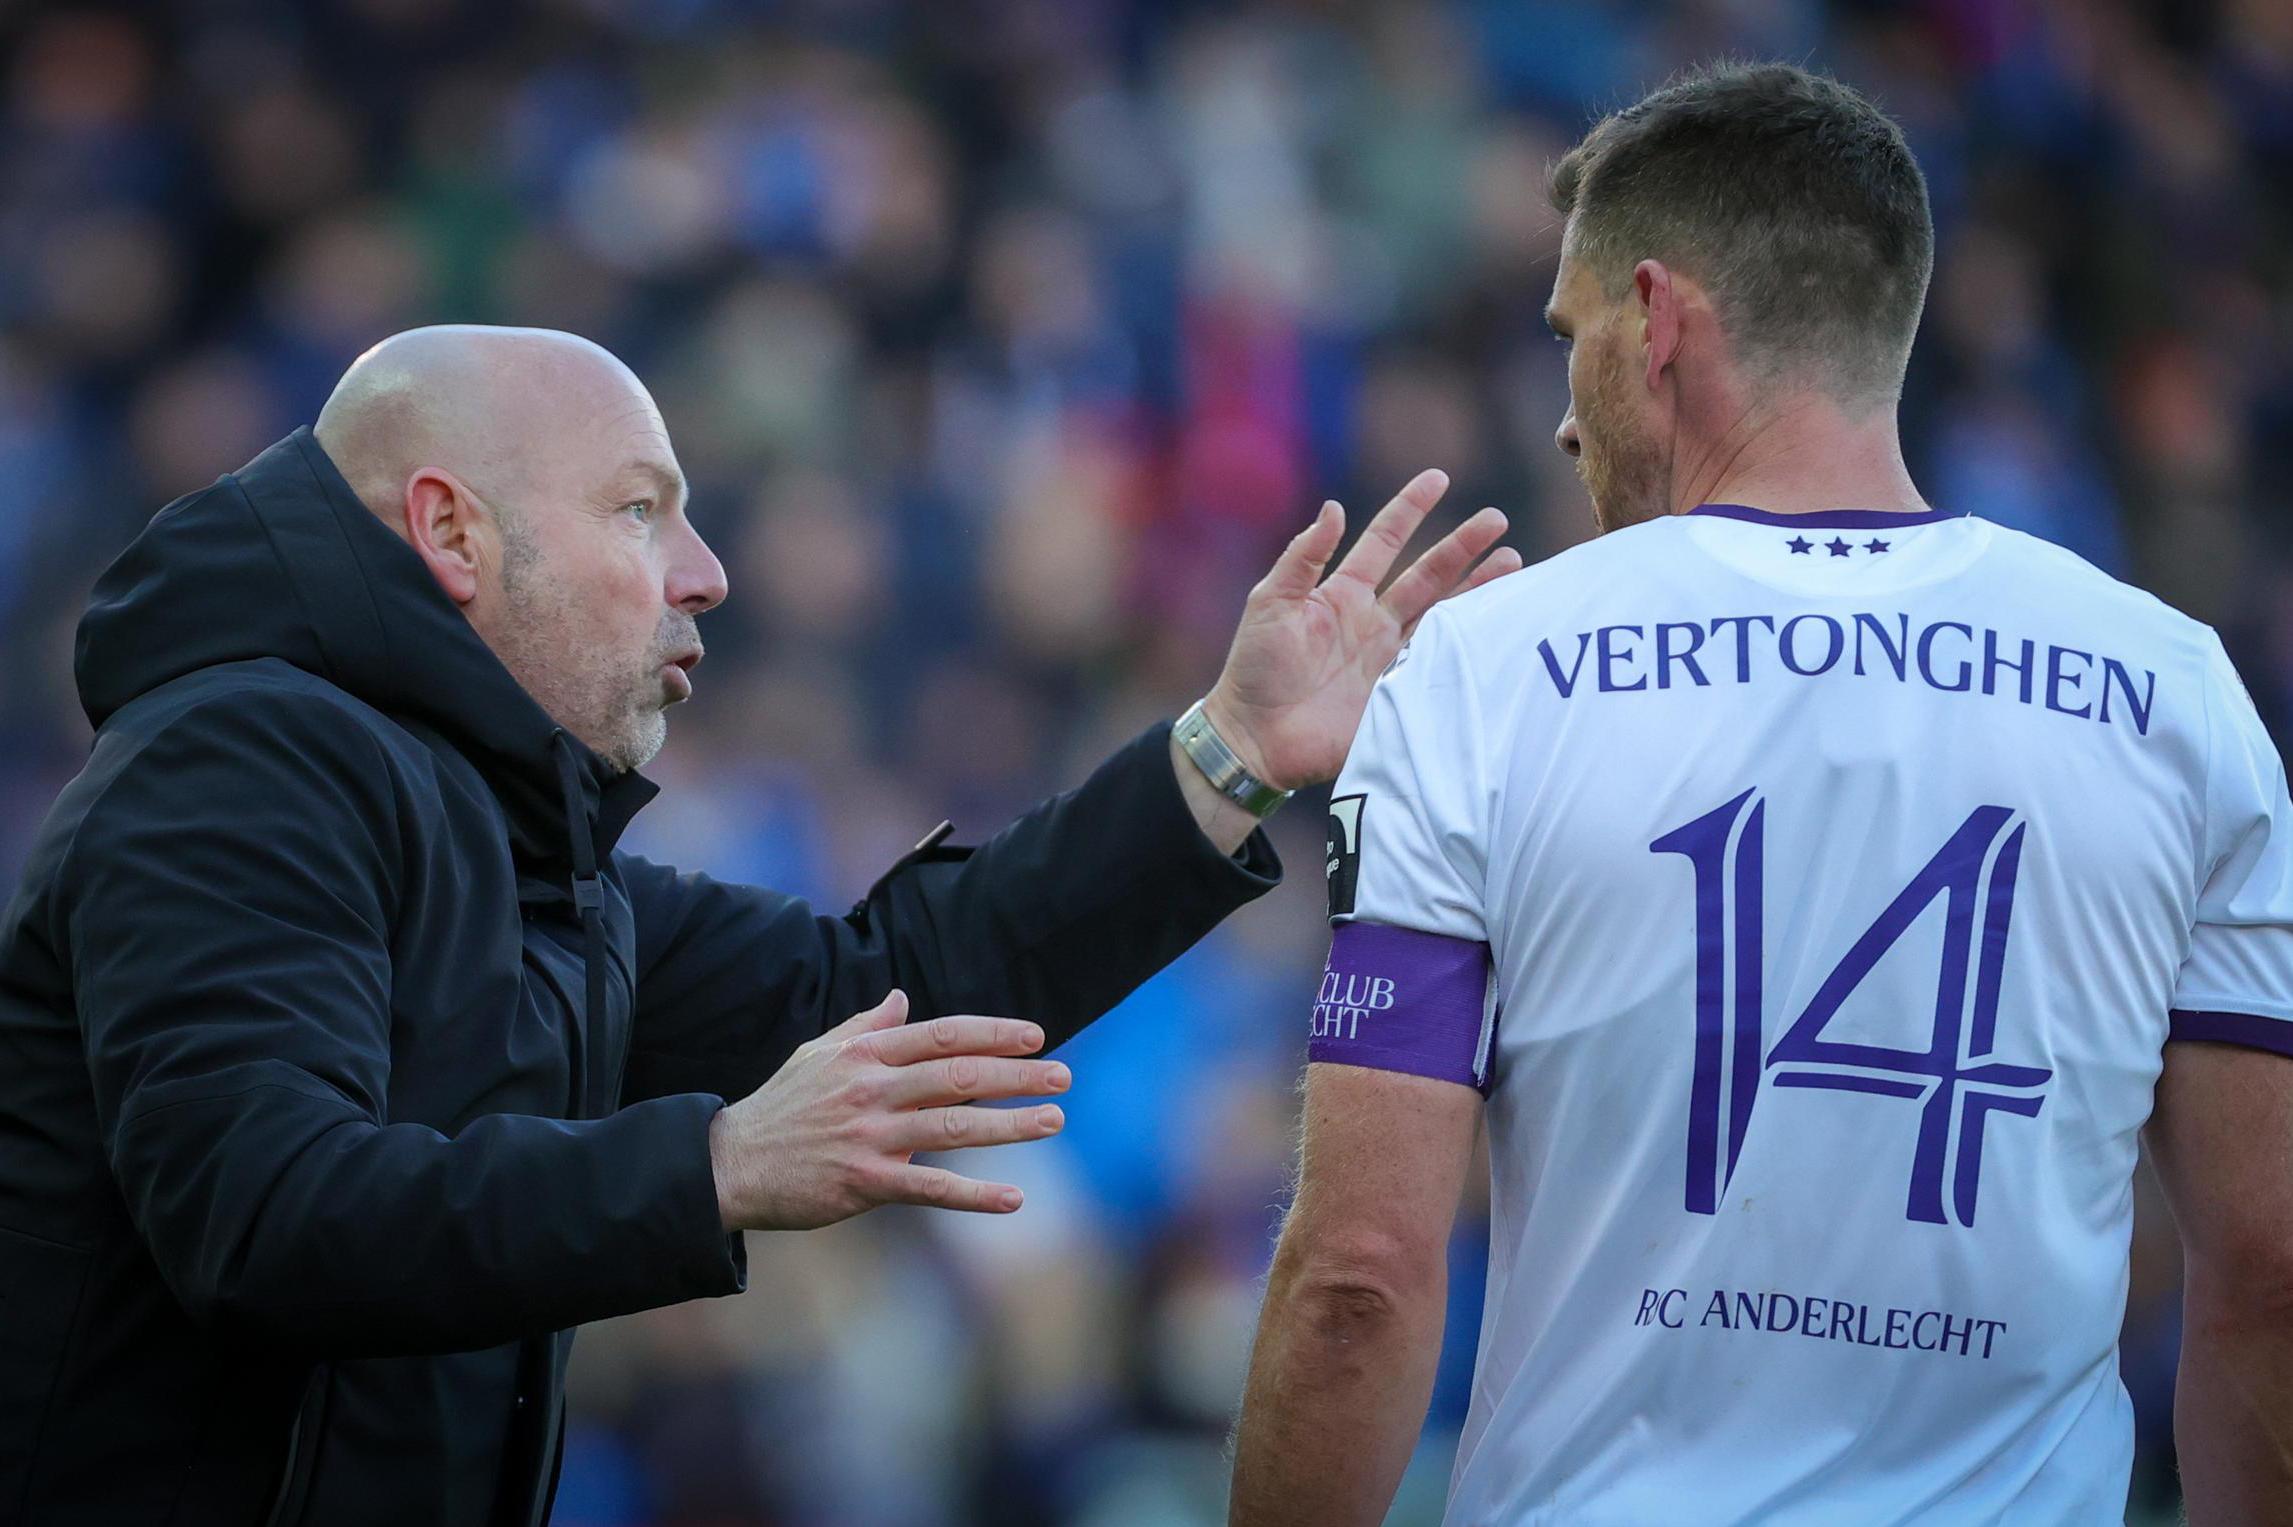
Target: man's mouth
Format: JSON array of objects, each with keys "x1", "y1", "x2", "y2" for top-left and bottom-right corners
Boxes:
[{"x1": 661, "y1": 649, "x2": 701, "y2": 701}]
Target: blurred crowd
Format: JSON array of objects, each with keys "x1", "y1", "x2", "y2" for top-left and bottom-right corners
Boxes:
[{"x1": 3, "y1": 0, "x2": 2289, "y2": 1522}]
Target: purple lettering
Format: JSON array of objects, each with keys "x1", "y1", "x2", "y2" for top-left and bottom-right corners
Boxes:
[
  {"x1": 2100, "y1": 659, "x2": 2155, "y2": 735},
  {"x1": 2045, "y1": 646, "x2": 2094, "y2": 719},
  {"x1": 1538, "y1": 632, "x2": 1594, "y2": 698},
  {"x1": 1779, "y1": 615, "x2": 1844, "y2": 677},
  {"x1": 1596, "y1": 625, "x2": 1649, "y2": 693},
  {"x1": 1853, "y1": 613, "x2": 1911, "y2": 679},
  {"x1": 1982, "y1": 630, "x2": 2036, "y2": 704},
  {"x1": 1917, "y1": 621, "x2": 1975, "y2": 692},
  {"x1": 1707, "y1": 616, "x2": 1776, "y2": 683},
  {"x1": 1655, "y1": 622, "x2": 1711, "y2": 689}
]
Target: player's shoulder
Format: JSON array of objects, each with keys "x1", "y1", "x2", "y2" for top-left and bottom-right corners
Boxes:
[
  {"x1": 1416, "y1": 520, "x2": 1662, "y2": 646},
  {"x1": 1975, "y1": 519, "x2": 2224, "y2": 669}
]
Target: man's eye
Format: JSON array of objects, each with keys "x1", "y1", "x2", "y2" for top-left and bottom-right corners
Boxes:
[{"x1": 622, "y1": 501, "x2": 654, "y2": 522}]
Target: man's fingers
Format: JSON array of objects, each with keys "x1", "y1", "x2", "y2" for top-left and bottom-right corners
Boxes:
[
  {"x1": 1455, "y1": 545, "x2": 1525, "y2": 596},
  {"x1": 824, "y1": 988, "x2": 909, "y2": 1040},
  {"x1": 862, "y1": 1014, "x2": 1044, "y2": 1066},
  {"x1": 1259, "y1": 500, "x2": 1346, "y2": 601},
  {"x1": 897, "y1": 1103, "x2": 1066, "y2": 1151},
  {"x1": 884, "y1": 1055, "x2": 1072, "y2": 1109},
  {"x1": 880, "y1": 1165, "x2": 1026, "y2": 1214},
  {"x1": 1329, "y1": 468, "x2": 1449, "y2": 590},
  {"x1": 1379, "y1": 506, "x2": 1510, "y2": 630}
]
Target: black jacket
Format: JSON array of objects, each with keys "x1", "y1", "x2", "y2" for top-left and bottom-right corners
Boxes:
[{"x1": 0, "y1": 429, "x2": 1278, "y2": 1526}]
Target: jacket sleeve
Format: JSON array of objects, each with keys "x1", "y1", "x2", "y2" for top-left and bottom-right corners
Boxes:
[
  {"x1": 63, "y1": 686, "x2": 742, "y2": 1359},
  {"x1": 618, "y1": 720, "x2": 1282, "y2": 1103}
]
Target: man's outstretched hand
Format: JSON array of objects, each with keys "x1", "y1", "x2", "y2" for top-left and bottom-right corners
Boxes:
[
  {"x1": 1204, "y1": 470, "x2": 1520, "y2": 792},
  {"x1": 709, "y1": 991, "x2": 1070, "y2": 1231}
]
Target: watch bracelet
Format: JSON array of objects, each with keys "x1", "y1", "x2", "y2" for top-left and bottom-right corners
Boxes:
[{"x1": 1174, "y1": 700, "x2": 1292, "y2": 819}]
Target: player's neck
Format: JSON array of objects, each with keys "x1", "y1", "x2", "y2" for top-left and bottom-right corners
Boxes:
[{"x1": 1673, "y1": 390, "x2": 1927, "y2": 519}]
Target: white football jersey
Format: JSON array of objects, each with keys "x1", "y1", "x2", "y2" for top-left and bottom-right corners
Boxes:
[{"x1": 1313, "y1": 504, "x2": 2293, "y2": 1524}]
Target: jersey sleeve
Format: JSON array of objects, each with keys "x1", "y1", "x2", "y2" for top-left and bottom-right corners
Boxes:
[
  {"x1": 2169, "y1": 638, "x2": 2293, "y2": 1058},
  {"x1": 1311, "y1": 607, "x2": 1498, "y2": 1092}
]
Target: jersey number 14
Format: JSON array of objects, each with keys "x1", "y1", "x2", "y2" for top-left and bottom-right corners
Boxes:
[{"x1": 1651, "y1": 791, "x2": 2051, "y2": 1228}]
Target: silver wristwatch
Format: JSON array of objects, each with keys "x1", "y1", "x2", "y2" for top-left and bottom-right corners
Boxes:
[{"x1": 1173, "y1": 700, "x2": 1293, "y2": 819}]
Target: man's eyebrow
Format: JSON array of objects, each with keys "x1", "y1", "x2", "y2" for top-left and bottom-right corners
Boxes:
[
  {"x1": 623, "y1": 460, "x2": 688, "y2": 504},
  {"x1": 1543, "y1": 303, "x2": 1567, "y2": 335}
]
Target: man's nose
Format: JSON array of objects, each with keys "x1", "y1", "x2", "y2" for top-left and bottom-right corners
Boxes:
[
  {"x1": 670, "y1": 523, "x2": 729, "y2": 614},
  {"x1": 1556, "y1": 411, "x2": 1581, "y2": 459}
]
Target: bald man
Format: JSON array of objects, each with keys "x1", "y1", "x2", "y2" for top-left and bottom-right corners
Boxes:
[{"x1": 0, "y1": 326, "x2": 1516, "y2": 1526}]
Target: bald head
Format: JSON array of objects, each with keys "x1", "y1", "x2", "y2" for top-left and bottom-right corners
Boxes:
[
  {"x1": 310, "y1": 324, "x2": 724, "y2": 773},
  {"x1": 315, "y1": 325, "x2": 672, "y2": 526}
]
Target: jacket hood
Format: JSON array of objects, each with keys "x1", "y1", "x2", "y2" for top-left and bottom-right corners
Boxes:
[{"x1": 75, "y1": 427, "x2": 655, "y2": 874}]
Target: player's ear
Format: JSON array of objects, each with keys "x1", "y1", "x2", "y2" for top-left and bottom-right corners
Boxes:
[{"x1": 1634, "y1": 258, "x2": 1680, "y2": 392}]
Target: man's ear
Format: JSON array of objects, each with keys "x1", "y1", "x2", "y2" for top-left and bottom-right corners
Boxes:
[
  {"x1": 402, "y1": 469, "x2": 486, "y2": 607},
  {"x1": 1635, "y1": 259, "x2": 1682, "y2": 393}
]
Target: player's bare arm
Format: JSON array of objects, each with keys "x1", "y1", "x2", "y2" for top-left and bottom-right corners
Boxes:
[
  {"x1": 1229, "y1": 1062, "x2": 1480, "y2": 1527},
  {"x1": 1173, "y1": 469, "x2": 1521, "y2": 854},
  {"x1": 2145, "y1": 1040, "x2": 2293, "y2": 1526}
]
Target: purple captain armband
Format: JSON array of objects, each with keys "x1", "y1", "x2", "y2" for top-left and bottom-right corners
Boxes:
[{"x1": 1309, "y1": 921, "x2": 1497, "y2": 1093}]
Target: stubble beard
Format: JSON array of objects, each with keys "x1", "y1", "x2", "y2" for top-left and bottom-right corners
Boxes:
[
  {"x1": 618, "y1": 687, "x2": 670, "y2": 774},
  {"x1": 1578, "y1": 343, "x2": 1669, "y2": 536},
  {"x1": 495, "y1": 525, "x2": 676, "y2": 775}
]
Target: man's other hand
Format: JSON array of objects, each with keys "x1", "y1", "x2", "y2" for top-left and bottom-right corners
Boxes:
[
  {"x1": 1204, "y1": 469, "x2": 1521, "y2": 792},
  {"x1": 708, "y1": 990, "x2": 1069, "y2": 1230}
]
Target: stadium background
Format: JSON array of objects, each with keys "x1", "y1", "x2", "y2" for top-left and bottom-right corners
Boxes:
[{"x1": 1, "y1": 0, "x2": 2286, "y2": 1521}]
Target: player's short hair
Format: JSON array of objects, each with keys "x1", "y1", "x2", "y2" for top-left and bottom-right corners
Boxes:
[{"x1": 1550, "y1": 62, "x2": 1934, "y2": 410}]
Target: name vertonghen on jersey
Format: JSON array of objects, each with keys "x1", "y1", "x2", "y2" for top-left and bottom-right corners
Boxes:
[{"x1": 1535, "y1": 612, "x2": 2158, "y2": 733}]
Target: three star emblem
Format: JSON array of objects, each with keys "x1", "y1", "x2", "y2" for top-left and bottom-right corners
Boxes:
[{"x1": 1786, "y1": 535, "x2": 1892, "y2": 557}]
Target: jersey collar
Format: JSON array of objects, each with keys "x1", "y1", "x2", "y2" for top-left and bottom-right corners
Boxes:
[{"x1": 1687, "y1": 503, "x2": 1965, "y2": 530}]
